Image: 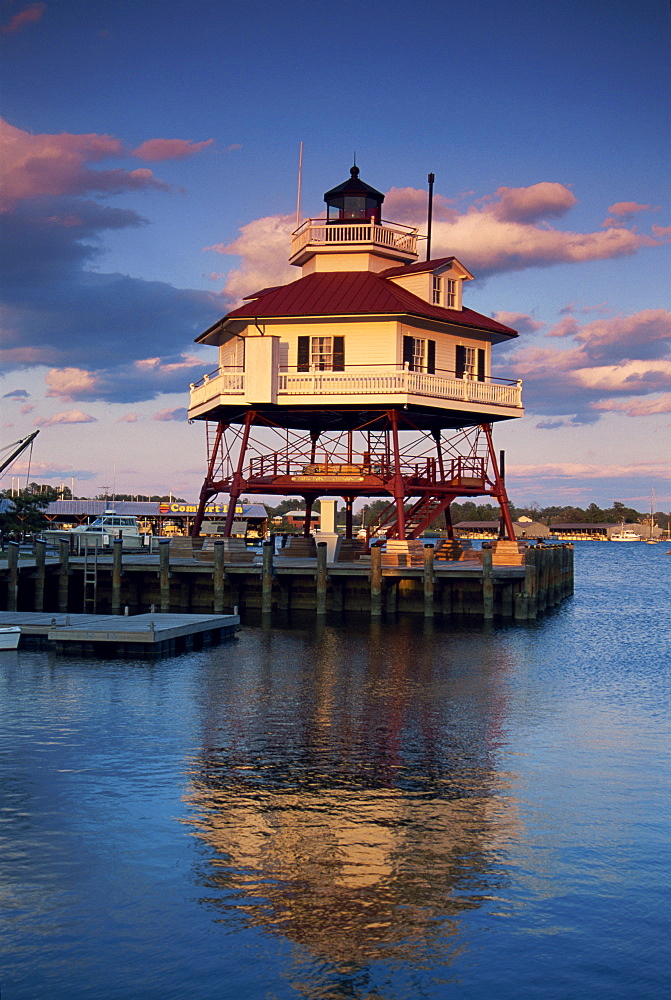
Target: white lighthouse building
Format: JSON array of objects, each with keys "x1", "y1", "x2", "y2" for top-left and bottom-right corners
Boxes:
[{"x1": 188, "y1": 166, "x2": 523, "y2": 540}]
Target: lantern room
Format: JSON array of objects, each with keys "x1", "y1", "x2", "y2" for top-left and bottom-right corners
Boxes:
[{"x1": 324, "y1": 164, "x2": 384, "y2": 223}]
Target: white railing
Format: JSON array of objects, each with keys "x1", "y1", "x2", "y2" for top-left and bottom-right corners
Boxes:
[
  {"x1": 189, "y1": 370, "x2": 244, "y2": 408},
  {"x1": 189, "y1": 366, "x2": 522, "y2": 410},
  {"x1": 291, "y1": 218, "x2": 418, "y2": 257},
  {"x1": 278, "y1": 369, "x2": 522, "y2": 407}
]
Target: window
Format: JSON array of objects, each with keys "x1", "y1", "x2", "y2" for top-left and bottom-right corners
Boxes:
[
  {"x1": 403, "y1": 335, "x2": 436, "y2": 373},
  {"x1": 297, "y1": 336, "x2": 345, "y2": 372},
  {"x1": 446, "y1": 278, "x2": 457, "y2": 308},
  {"x1": 432, "y1": 274, "x2": 442, "y2": 305},
  {"x1": 456, "y1": 345, "x2": 486, "y2": 381}
]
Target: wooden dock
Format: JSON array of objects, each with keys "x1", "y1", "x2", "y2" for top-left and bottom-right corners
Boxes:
[
  {"x1": 0, "y1": 537, "x2": 573, "y2": 622},
  {"x1": 0, "y1": 610, "x2": 239, "y2": 656}
]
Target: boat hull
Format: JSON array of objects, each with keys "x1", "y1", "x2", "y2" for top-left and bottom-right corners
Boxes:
[{"x1": 0, "y1": 627, "x2": 21, "y2": 650}]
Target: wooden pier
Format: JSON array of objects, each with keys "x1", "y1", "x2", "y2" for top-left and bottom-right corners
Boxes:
[
  {"x1": 0, "y1": 537, "x2": 573, "y2": 624},
  {"x1": 0, "y1": 610, "x2": 240, "y2": 656}
]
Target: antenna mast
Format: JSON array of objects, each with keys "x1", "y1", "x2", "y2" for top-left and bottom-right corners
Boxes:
[
  {"x1": 295, "y1": 141, "x2": 304, "y2": 228},
  {"x1": 426, "y1": 172, "x2": 435, "y2": 261}
]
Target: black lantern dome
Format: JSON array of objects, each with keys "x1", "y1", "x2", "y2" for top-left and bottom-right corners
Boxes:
[{"x1": 323, "y1": 165, "x2": 384, "y2": 224}]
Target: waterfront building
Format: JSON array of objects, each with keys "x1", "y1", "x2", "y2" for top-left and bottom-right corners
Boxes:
[
  {"x1": 37, "y1": 499, "x2": 268, "y2": 538},
  {"x1": 188, "y1": 166, "x2": 524, "y2": 541}
]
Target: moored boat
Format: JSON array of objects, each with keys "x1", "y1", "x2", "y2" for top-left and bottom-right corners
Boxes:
[
  {"x1": 610, "y1": 524, "x2": 641, "y2": 542},
  {"x1": 0, "y1": 627, "x2": 21, "y2": 650},
  {"x1": 42, "y1": 510, "x2": 145, "y2": 549}
]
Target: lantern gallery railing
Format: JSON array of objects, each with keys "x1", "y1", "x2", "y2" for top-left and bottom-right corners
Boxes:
[
  {"x1": 291, "y1": 218, "x2": 419, "y2": 257},
  {"x1": 189, "y1": 366, "x2": 523, "y2": 410}
]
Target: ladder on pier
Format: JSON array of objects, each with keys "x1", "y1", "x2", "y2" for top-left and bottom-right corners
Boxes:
[{"x1": 82, "y1": 540, "x2": 99, "y2": 612}]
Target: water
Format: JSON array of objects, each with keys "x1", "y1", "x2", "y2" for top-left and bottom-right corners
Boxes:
[{"x1": 2, "y1": 543, "x2": 670, "y2": 999}]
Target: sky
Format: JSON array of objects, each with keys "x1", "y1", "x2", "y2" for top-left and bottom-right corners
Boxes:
[{"x1": 1, "y1": 0, "x2": 669, "y2": 511}]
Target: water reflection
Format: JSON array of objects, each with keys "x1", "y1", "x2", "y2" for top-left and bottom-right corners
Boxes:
[{"x1": 183, "y1": 620, "x2": 521, "y2": 979}]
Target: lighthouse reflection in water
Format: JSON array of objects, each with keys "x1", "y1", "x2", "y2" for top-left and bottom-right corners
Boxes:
[{"x1": 183, "y1": 619, "x2": 520, "y2": 971}]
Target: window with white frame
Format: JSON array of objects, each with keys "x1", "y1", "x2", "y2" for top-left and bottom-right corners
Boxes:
[
  {"x1": 446, "y1": 278, "x2": 457, "y2": 308},
  {"x1": 463, "y1": 346, "x2": 475, "y2": 375},
  {"x1": 403, "y1": 335, "x2": 436, "y2": 373},
  {"x1": 432, "y1": 274, "x2": 442, "y2": 305},
  {"x1": 297, "y1": 335, "x2": 345, "y2": 372},
  {"x1": 311, "y1": 336, "x2": 333, "y2": 370}
]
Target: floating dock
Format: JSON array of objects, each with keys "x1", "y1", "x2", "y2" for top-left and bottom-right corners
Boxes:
[{"x1": 0, "y1": 610, "x2": 239, "y2": 656}]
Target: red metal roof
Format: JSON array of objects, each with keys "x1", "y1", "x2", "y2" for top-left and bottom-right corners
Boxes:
[
  {"x1": 381, "y1": 256, "x2": 457, "y2": 277},
  {"x1": 218, "y1": 271, "x2": 517, "y2": 337}
]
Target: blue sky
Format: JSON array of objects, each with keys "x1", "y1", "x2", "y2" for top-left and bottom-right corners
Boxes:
[{"x1": 1, "y1": 0, "x2": 669, "y2": 510}]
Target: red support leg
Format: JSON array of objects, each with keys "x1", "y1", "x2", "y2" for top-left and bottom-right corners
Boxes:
[
  {"x1": 389, "y1": 409, "x2": 406, "y2": 541},
  {"x1": 223, "y1": 410, "x2": 255, "y2": 537},
  {"x1": 192, "y1": 421, "x2": 227, "y2": 537},
  {"x1": 482, "y1": 423, "x2": 516, "y2": 541}
]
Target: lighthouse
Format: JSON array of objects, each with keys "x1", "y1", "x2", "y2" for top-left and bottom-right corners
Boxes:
[{"x1": 188, "y1": 166, "x2": 523, "y2": 541}]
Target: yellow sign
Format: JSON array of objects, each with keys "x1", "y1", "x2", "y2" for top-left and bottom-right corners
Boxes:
[
  {"x1": 290, "y1": 476, "x2": 365, "y2": 484},
  {"x1": 159, "y1": 502, "x2": 244, "y2": 515}
]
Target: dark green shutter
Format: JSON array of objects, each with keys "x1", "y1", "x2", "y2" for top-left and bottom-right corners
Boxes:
[
  {"x1": 333, "y1": 336, "x2": 345, "y2": 371},
  {"x1": 456, "y1": 345, "x2": 466, "y2": 379},
  {"x1": 297, "y1": 336, "x2": 310, "y2": 372},
  {"x1": 427, "y1": 340, "x2": 436, "y2": 374},
  {"x1": 477, "y1": 348, "x2": 485, "y2": 382},
  {"x1": 403, "y1": 335, "x2": 414, "y2": 370}
]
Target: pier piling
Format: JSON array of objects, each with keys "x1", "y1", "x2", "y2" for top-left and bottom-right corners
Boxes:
[
  {"x1": 482, "y1": 546, "x2": 494, "y2": 620},
  {"x1": 34, "y1": 538, "x2": 46, "y2": 613},
  {"x1": 213, "y1": 540, "x2": 225, "y2": 613},
  {"x1": 316, "y1": 542, "x2": 328, "y2": 615},
  {"x1": 7, "y1": 542, "x2": 18, "y2": 612},
  {"x1": 112, "y1": 539, "x2": 123, "y2": 615},
  {"x1": 423, "y1": 544, "x2": 435, "y2": 618},
  {"x1": 58, "y1": 539, "x2": 70, "y2": 613},
  {"x1": 262, "y1": 540, "x2": 274, "y2": 615},
  {"x1": 370, "y1": 543, "x2": 382, "y2": 617},
  {"x1": 159, "y1": 539, "x2": 170, "y2": 613}
]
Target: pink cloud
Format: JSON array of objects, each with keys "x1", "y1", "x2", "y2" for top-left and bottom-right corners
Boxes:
[
  {"x1": 381, "y1": 183, "x2": 667, "y2": 277},
  {"x1": 131, "y1": 138, "x2": 214, "y2": 161},
  {"x1": 0, "y1": 119, "x2": 169, "y2": 209},
  {"x1": 1, "y1": 3, "x2": 45, "y2": 35},
  {"x1": 571, "y1": 309, "x2": 671, "y2": 358},
  {"x1": 45, "y1": 367, "x2": 100, "y2": 399},
  {"x1": 211, "y1": 181, "x2": 668, "y2": 297},
  {"x1": 492, "y1": 183, "x2": 577, "y2": 223},
  {"x1": 593, "y1": 393, "x2": 671, "y2": 417},
  {"x1": 153, "y1": 407, "x2": 187, "y2": 422},
  {"x1": 19, "y1": 402, "x2": 36, "y2": 414},
  {"x1": 602, "y1": 201, "x2": 652, "y2": 227},
  {"x1": 547, "y1": 316, "x2": 581, "y2": 338},
  {"x1": 384, "y1": 186, "x2": 457, "y2": 225},
  {"x1": 36, "y1": 409, "x2": 97, "y2": 428},
  {"x1": 493, "y1": 312, "x2": 545, "y2": 334},
  {"x1": 206, "y1": 213, "x2": 297, "y2": 303},
  {"x1": 509, "y1": 460, "x2": 671, "y2": 480},
  {"x1": 117, "y1": 413, "x2": 139, "y2": 423}
]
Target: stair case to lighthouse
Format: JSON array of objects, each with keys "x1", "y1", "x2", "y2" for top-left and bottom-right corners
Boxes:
[{"x1": 370, "y1": 494, "x2": 454, "y2": 540}]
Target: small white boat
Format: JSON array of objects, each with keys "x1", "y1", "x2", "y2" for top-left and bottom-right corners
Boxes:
[
  {"x1": 610, "y1": 525, "x2": 641, "y2": 542},
  {"x1": 43, "y1": 510, "x2": 145, "y2": 549},
  {"x1": 0, "y1": 626, "x2": 21, "y2": 650}
]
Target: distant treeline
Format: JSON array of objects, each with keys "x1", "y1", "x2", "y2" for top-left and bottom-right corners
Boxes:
[{"x1": 3, "y1": 486, "x2": 668, "y2": 531}]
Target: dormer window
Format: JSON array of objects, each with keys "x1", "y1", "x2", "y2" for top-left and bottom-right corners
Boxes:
[
  {"x1": 432, "y1": 275, "x2": 442, "y2": 305},
  {"x1": 446, "y1": 278, "x2": 457, "y2": 308}
]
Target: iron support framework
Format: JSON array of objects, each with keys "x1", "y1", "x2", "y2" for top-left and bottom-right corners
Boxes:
[{"x1": 191, "y1": 409, "x2": 516, "y2": 542}]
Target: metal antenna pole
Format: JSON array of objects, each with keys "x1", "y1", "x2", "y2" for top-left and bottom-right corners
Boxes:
[
  {"x1": 426, "y1": 172, "x2": 435, "y2": 261},
  {"x1": 295, "y1": 141, "x2": 304, "y2": 229}
]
